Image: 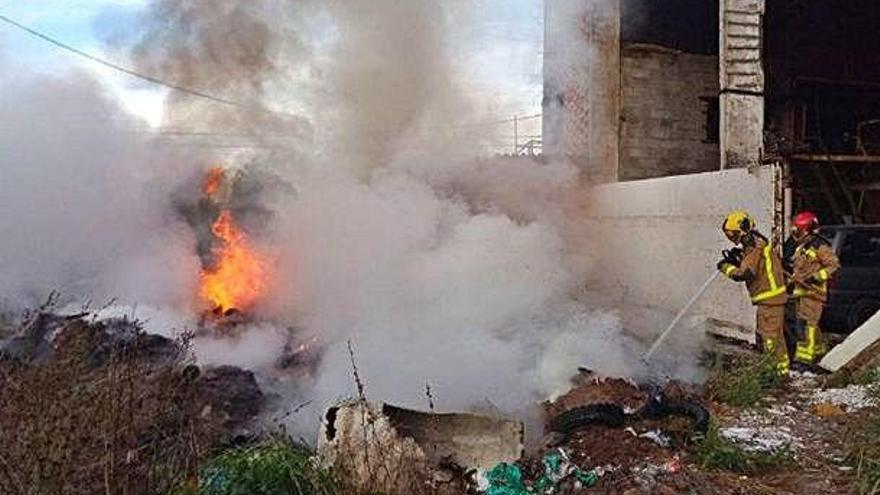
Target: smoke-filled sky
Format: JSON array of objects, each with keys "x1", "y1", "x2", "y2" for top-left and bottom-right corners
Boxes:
[
  {"x1": 0, "y1": 0, "x2": 543, "y2": 147},
  {"x1": 0, "y1": 0, "x2": 693, "y2": 442}
]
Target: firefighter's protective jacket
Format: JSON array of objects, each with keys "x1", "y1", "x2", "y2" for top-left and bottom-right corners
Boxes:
[
  {"x1": 791, "y1": 236, "x2": 840, "y2": 301},
  {"x1": 719, "y1": 235, "x2": 787, "y2": 306}
]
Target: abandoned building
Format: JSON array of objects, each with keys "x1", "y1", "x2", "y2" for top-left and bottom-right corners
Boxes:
[{"x1": 543, "y1": 0, "x2": 880, "y2": 339}]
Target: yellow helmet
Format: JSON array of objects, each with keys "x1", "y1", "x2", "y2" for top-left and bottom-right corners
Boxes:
[{"x1": 722, "y1": 210, "x2": 755, "y2": 241}]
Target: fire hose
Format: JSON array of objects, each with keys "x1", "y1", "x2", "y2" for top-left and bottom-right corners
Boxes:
[{"x1": 643, "y1": 271, "x2": 720, "y2": 361}]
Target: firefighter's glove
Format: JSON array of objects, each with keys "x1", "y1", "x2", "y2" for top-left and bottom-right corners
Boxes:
[
  {"x1": 721, "y1": 249, "x2": 742, "y2": 266},
  {"x1": 717, "y1": 260, "x2": 736, "y2": 277},
  {"x1": 727, "y1": 247, "x2": 744, "y2": 265}
]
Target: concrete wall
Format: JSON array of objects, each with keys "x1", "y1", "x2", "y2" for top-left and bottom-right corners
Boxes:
[
  {"x1": 543, "y1": 0, "x2": 621, "y2": 182},
  {"x1": 585, "y1": 165, "x2": 777, "y2": 338},
  {"x1": 619, "y1": 44, "x2": 720, "y2": 181},
  {"x1": 719, "y1": 0, "x2": 765, "y2": 169}
]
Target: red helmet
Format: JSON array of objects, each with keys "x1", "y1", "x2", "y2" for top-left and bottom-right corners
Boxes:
[{"x1": 792, "y1": 211, "x2": 819, "y2": 236}]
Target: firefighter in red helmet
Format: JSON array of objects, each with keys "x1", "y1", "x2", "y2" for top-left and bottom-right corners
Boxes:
[{"x1": 785, "y1": 211, "x2": 840, "y2": 364}]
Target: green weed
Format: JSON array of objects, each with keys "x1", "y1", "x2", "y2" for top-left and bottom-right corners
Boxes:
[
  {"x1": 692, "y1": 423, "x2": 793, "y2": 474},
  {"x1": 194, "y1": 439, "x2": 339, "y2": 495},
  {"x1": 705, "y1": 353, "x2": 781, "y2": 408}
]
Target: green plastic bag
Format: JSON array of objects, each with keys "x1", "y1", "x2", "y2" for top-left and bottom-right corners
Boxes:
[
  {"x1": 573, "y1": 468, "x2": 598, "y2": 487},
  {"x1": 485, "y1": 462, "x2": 530, "y2": 495},
  {"x1": 534, "y1": 449, "x2": 598, "y2": 493},
  {"x1": 483, "y1": 451, "x2": 599, "y2": 495}
]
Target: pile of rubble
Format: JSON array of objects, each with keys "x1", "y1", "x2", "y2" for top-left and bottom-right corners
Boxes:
[
  {"x1": 313, "y1": 370, "x2": 712, "y2": 494},
  {"x1": 7, "y1": 308, "x2": 878, "y2": 494}
]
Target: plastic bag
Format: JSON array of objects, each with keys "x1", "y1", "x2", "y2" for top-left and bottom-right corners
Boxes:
[{"x1": 485, "y1": 462, "x2": 530, "y2": 495}]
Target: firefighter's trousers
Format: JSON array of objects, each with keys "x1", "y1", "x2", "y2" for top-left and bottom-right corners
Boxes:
[
  {"x1": 794, "y1": 296, "x2": 827, "y2": 364},
  {"x1": 757, "y1": 303, "x2": 789, "y2": 376}
]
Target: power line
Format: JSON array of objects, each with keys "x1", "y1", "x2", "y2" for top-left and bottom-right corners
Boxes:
[
  {"x1": 464, "y1": 113, "x2": 541, "y2": 127},
  {"x1": 0, "y1": 13, "x2": 241, "y2": 107},
  {"x1": 0, "y1": 13, "x2": 543, "y2": 133},
  {"x1": 0, "y1": 12, "x2": 540, "y2": 131}
]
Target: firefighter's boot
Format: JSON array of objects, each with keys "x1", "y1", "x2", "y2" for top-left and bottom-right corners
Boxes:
[
  {"x1": 795, "y1": 326, "x2": 825, "y2": 364},
  {"x1": 764, "y1": 336, "x2": 790, "y2": 377}
]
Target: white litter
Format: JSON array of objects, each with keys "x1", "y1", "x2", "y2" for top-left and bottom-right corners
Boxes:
[
  {"x1": 788, "y1": 370, "x2": 820, "y2": 389},
  {"x1": 639, "y1": 429, "x2": 671, "y2": 448},
  {"x1": 720, "y1": 426, "x2": 802, "y2": 452},
  {"x1": 809, "y1": 385, "x2": 877, "y2": 411},
  {"x1": 593, "y1": 464, "x2": 619, "y2": 477}
]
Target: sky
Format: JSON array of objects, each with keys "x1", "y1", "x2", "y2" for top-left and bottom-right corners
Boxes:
[{"x1": 0, "y1": 0, "x2": 544, "y2": 141}]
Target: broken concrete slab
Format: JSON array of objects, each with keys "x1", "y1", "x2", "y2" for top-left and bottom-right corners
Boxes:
[
  {"x1": 820, "y1": 309, "x2": 880, "y2": 372},
  {"x1": 316, "y1": 400, "x2": 523, "y2": 494}
]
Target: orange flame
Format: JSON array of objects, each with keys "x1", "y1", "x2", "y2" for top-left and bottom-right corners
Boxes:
[
  {"x1": 202, "y1": 166, "x2": 225, "y2": 198},
  {"x1": 202, "y1": 167, "x2": 226, "y2": 198},
  {"x1": 200, "y1": 210, "x2": 269, "y2": 313}
]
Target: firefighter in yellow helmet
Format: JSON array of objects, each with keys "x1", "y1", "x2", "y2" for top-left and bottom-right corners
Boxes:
[
  {"x1": 785, "y1": 211, "x2": 840, "y2": 364},
  {"x1": 717, "y1": 210, "x2": 790, "y2": 376}
]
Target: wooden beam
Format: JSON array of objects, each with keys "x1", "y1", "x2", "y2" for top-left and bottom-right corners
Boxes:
[
  {"x1": 850, "y1": 182, "x2": 880, "y2": 192},
  {"x1": 795, "y1": 76, "x2": 880, "y2": 92},
  {"x1": 789, "y1": 153, "x2": 880, "y2": 164}
]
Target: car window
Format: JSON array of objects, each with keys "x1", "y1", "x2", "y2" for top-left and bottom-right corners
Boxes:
[{"x1": 839, "y1": 230, "x2": 880, "y2": 267}]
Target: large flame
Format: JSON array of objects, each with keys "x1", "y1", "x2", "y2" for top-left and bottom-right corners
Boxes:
[
  {"x1": 200, "y1": 210, "x2": 269, "y2": 313},
  {"x1": 199, "y1": 168, "x2": 270, "y2": 313}
]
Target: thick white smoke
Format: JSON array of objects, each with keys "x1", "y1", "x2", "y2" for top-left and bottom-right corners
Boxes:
[
  {"x1": 269, "y1": 165, "x2": 639, "y2": 420},
  {"x1": 0, "y1": 0, "x2": 649, "y2": 441},
  {"x1": 0, "y1": 66, "x2": 202, "y2": 311}
]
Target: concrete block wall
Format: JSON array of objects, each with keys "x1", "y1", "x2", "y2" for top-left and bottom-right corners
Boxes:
[
  {"x1": 619, "y1": 44, "x2": 720, "y2": 181},
  {"x1": 585, "y1": 165, "x2": 776, "y2": 340}
]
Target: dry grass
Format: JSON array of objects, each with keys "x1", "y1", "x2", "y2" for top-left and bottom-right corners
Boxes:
[
  {"x1": 0, "y1": 313, "x2": 453, "y2": 495},
  {"x1": 0, "y1": 314, "x2": 210, "y2": 495}
]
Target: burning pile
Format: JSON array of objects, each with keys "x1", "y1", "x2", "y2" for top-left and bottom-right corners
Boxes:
[{"x1": 197, "y1": 167, "x2": 271, "y2": 316}]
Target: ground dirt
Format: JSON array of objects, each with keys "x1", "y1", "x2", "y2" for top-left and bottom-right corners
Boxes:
[{"x1": 532, "y1": 365, "x2": 874, "y2": 494}]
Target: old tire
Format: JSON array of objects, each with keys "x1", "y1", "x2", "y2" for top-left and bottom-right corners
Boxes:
[
  {"x1": 550, "y1": 404, "x2": 625, "y2": 434},
  {"x1": 666, "y1": 400, "x2": 710, "y2": 434}
]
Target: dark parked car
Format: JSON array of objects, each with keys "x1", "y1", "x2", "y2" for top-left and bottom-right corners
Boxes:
[{"x1": 814, "y1": 225, "x2": 880, "y2": 333}]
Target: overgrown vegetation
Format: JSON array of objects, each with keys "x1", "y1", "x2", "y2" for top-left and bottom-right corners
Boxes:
[
  {"x1": 704, "y1": 352, "x2": 781, "y2": 408},
  {"x1": 845, "y1": 406, "x2": 880, "y2": 493},
  {"x1": 189, "y1": 439, "x2": 339, "y2": 495},
  {"x1": 826, "y1": 365, "x2": 880, "y2": 391},
  {"x1": 0, "y1": 313, "x2": 211, "y2": 495},
  {"x1": 692, "y1": 423, "x2": 793, "y2": 474}
]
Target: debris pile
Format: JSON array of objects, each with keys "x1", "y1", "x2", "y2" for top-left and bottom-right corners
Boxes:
[
  {"x1": 481, "y1": 449, "x2": 599, "y2": 495},
  {"x1": 0, "y1": 310, "x2": 266, "y2": 441},
  {"x1": 7, "y1": 306, "x2": 879, "y2": 494},
  {"x1": 317, "y1": 401, "x2": 523, "y2": 494},
  {"x1": 531, "y1": 374, "x2": 709, "y2": 492}
]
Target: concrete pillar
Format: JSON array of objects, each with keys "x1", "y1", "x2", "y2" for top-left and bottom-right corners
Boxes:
[
  {"x1": 719, "y1": 0, "x2": 765, "y2": 169},
  {"x1": 543, "y1": 0, "x2": 620, "y2": 182}
]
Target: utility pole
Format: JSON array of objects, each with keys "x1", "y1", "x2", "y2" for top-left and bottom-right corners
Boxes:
[{"x1": 513, "y1": 115, "x2": 519, "y2": 155}]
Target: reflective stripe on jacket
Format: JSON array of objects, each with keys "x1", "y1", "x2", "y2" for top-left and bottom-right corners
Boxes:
[
  {"x1": 722, "y1": 235, "x2": 787, "y2": 306},
  {"x1": 791, "y1": 236, "x2": 840, "y2": 301}
]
